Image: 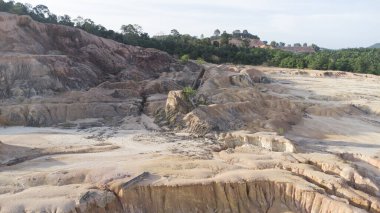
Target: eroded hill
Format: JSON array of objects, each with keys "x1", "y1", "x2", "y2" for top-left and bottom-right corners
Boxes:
[
  {"x1": 0, "y1": 12, "x2": 380, "y2": 213},
  {"x1": 0, "y1": 12, "x2": 201, "y2": 126}
]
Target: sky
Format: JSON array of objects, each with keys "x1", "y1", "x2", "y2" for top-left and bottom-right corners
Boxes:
[{"x1": 20, "y1": 0, "x2": 380, "y2": 49}]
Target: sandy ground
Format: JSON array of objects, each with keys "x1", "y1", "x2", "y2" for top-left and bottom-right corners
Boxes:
[
  {"x1": 261, "y1": 67, "x2": 380, "y2": 157},
  {"x1": 1, "y1": 67, "x2": 380, "y2": 212}
]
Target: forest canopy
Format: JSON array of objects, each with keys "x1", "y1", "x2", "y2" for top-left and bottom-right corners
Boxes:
[{"x1": 1, "y1": 0, "x2": 379, "y2": 75}]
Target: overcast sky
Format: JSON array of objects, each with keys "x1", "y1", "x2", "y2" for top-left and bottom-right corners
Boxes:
[{"x1": 21, "y1": 0, "x2": 380, "y2": 49}]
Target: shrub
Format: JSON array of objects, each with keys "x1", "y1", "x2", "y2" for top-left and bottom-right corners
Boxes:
[
  {"x1": 180, "y1": 54, "x2": 190, "y2": 63},
  {"x1": 277, "y1": 128, "x2": 285, "y2": 136},
  {"x1": 210, "y1": 55, "x2": 220, "y2": 63},
  {"x1": 182, "y1": 86, "x2": 196, "y2": 100},
  {"x1": 196, "y1": 57, "x2": 206, "y2": 65}
]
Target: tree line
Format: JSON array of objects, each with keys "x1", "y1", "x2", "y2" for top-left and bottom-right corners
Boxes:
[{"x1": 1, "y1": 0, "x2": 379, "y2": 75}]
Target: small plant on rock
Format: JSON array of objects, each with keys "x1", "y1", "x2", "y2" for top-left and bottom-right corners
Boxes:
[
  {"x1": 277, "y1": 127, "x2": 285, "y2": 136},
  {"x1": 180, "y1": 54, "x2": 190, "y2": 64},
  {"x1": 182, "y1": 86, "x2": 196, "y2": 100},
  {"x1": 196, "y1": 57, "x2": 206, "y2": 65}
]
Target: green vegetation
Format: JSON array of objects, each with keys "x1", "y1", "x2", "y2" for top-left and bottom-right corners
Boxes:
[
  {"x1": 180, "y1": 54, "x2": 190, "y2": 64},
  {"x1": 182, "y1": 86, "x2": 196, "y2": 100},
  {"x1": 196, "y1": 58, "x2": 206, "y2": 65},
  {"x1": 1, "y1": 0, "x2": 379, "y2": 75},
  {"x1": 277, "y1": 128, "x2": 285, "y2": 136},
  {"x1": 272, "y1": 49, "x2": 380, "y2": 74}
]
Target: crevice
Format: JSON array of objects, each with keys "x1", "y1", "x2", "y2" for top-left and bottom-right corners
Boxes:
[
  {"x1": 281, "y1": 166, "x2": 374, "y2": 212},
  {"x1": 105, "y1": 188, "x2": 125, "y2": 212},
  {"x1": 192, "y1": 67, "x2": 205, "y2": 90},
  {"x1": 139, "y1": 93, "x2": 147, "y2": 115},
  {"x1": 223, "y1": 183, "x2": 233, "y2": 211},
  {"x1": 298, "y1": 155, "x2": 380, "y2": 198},
  {"x1": 340, "y1": 152, "x2": 380, "y2": 170}
]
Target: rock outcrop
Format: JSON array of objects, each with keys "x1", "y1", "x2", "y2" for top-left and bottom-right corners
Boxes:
[
  {"x1": 111, "y1": 171, "x2": 366, "y2": 213},
  {"x1": 165, "y1": 65, "x2": 303, "y2": 136},
  {"x1": 165, "y1": 90, "x2": 194, "y2": 127},
  {"x1": 219, "y1": 131, "x2": 296, "y2": 152}
]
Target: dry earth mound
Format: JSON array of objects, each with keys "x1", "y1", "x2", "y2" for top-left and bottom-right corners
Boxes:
[{"x1": 0, "y1": 12, "x2": 201, "y2": 126}]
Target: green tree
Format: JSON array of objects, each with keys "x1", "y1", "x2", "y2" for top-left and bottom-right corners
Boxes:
[
  {"x1": 171, "y1": 29, "x2": 180, "y2": 37},
  {"x1": 212, "y1": 40, "x2": 220, "y2": 47},
  {"x1": 32, "y1": 5, "x2": 52, "y2": 21},
  {"x1": 270, "y1": 41, "x2": 278, "y2": 48},
  {"x1": 311, "y1": 44, "x2": 320, "y2": 52},
  {"x1": 1, "y1": 1, "x2": 379, "y2": 75},
  {"x1": 242, "y1": 30, "x2": 249, "y2": 38},
  {"x1": 10, "y1": 2, "x2": 27, "y2": 15},
  {"x1": 121, "y1": 24, "x2": 143, "y2": 36},
  {"x1": 58, "y1": 15, "x2": 74, "y2": 26},
  {"x1": 213, "y1": 29, "x2": 221, "y2": 37},
  {"x1": 220, "y1": 32, "x2": 230, "y2": 46},
  {"x1": 232, "y1": 30, "x2": 241, "y2": 38}
]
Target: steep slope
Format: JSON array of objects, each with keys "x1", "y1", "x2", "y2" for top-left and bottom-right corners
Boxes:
[
  {"x1": 0, "y1": 12, "x2": 201, "y2": 126},
  {"x1": 0, "y1": 12, "x2": 178, "y2": 94}
]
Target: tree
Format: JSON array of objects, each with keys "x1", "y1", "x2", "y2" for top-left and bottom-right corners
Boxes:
[
  {"x1": 73, "y1": 16, "x2": 85, "y2": 27},
  {"x1": 220, "y1": 32, "x2": 230, "y2": 46},
  {"x1": 242, "y1": 30, "x2": 249, "y2": 38},
  {"x1": 270, "y1": 41, "x2": 278, "y2": 48},
  {"x1": 212, "y1": 40, "x2": 220, "y2": 47},
  {"x1": 121, "y1": 24, "x2": 143, "y2": 36},
  {"x1": 81, "y1": 19, "x2": 95, "y2": 32},
  {"x1": 32, "y1": 5, "x2": 50, "y2": 20},
  {"x1": 0, "y1": 0, "x2": 14, "y2": 11},
  {"x1": 24, "y1": 3, "x2": 33, "y2": 12},
  {"x1": 2, "y1": 0, "x2": 380, "y2": 76},
  {"x1": 214, "y1": 29, "x2": 221, "y2": 37},
  {"x1": 232, "y1": 30, "x2": 241, "y2": 38},
  {"x1": 48, "y1": 14, "x2": 58, "y2": 23},
  {"x1": 303, "y1": 43, "x2": 308, "y2": 47},
  {"x1": 58, "y1": 15, "x2": 74, "y2": 26},
  {"x1": 171, "y1": 29, "x2": 180, "y2": 36},
  {"x1": 10, "y1": 2, "x2": 28, "y2": 15},
  {"x1": 311, "y1": 44, "x2": 320, "y2": 52}
]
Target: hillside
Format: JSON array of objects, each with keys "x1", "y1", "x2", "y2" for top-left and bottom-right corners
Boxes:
[
  {"x1": 369, "y1": 43, "x2": 380, "y2": 48},
  {"x1": 0, "y1": 12, "x2": 200, "y2": 126},
  {"x1": 1, "y1": 1, "x2": 380, "y2": 74}
]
